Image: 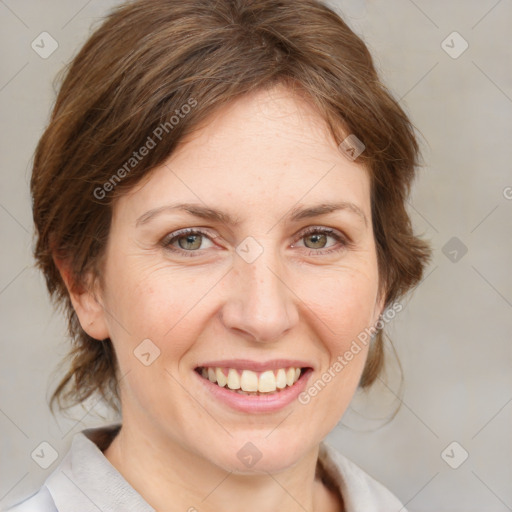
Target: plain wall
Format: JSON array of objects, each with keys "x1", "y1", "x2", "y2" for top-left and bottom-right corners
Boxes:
[{"x1": 1, "y1": 1, "x2": 511, "y2": 510}]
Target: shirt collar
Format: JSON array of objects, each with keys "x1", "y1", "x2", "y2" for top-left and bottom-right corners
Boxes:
[
  {"x1": 44, "y1": 423, "x2": 392, "y2": 512},
  {"x1": 45, "y1": 423, "x2": 155, "y2": 512}
]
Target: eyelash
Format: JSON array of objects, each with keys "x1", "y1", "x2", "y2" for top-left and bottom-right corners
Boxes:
[{"x1": 160, "y1": 227, "x2": 350, "y2": 258}]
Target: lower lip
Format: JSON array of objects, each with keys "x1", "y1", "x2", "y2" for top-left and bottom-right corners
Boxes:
[{"x1": 194, "y1": 368, "x2": 313, "y2": 413}]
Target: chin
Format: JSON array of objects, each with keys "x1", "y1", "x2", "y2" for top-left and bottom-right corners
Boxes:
[{"x1": 206, "y1": 432, "x2": 315, "y2": 475}]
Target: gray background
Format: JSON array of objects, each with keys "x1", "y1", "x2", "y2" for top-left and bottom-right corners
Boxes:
[{"x1": 1, "y1": 0, "x2": 511, "y2": 510}]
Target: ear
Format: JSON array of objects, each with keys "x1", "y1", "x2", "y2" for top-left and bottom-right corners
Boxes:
[{"x1": 53, "y1": 255, "x2": 110, "y2": 341}]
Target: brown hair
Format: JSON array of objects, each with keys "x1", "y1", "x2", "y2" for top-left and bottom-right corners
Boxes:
[{"x1": 31, "y1": 0, "x2": 431, "y2": 415}]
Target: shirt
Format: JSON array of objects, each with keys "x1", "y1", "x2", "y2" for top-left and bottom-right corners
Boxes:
[{"x1": 5, "y1": 423, "x2": 408, "y2": 512}]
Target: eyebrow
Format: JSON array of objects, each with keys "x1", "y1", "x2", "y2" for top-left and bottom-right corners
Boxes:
[{"x1": 135, "y1": 201, "x2": 368, "y2": 228}]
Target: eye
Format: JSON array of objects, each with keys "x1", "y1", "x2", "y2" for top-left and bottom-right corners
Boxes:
[
  {"x1": 161, "y1": 228, "x2": 216, "y2": 256},
  {"x1": 160, "y1": 226, "x2": 349, "y2": 258},
  {"x1": 293, "y1": 227, "x2": 348, "y2": 255}
]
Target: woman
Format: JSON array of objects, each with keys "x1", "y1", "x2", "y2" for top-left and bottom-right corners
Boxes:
[{"x1": 7, "y1": 0, "x2": 430, "y2": 510}]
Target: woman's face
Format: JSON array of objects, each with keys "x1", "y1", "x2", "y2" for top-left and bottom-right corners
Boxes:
[{"x1": 91, "y1": 84, "x2": 383, "y2": 472}]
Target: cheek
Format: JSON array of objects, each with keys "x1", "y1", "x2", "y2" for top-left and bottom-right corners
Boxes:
[
  {"x1": 295, "y1": 270, "x2": 377, "y2": 429},
  {"x1": 103, "y1": 264, "x2": 216, "y2": 360},
  {"x1": 101, "y1": 270, "x2": 206, "y2": 409},
  {"x1": 297, "y1": 265, "x2": 380, "y2": 352}
]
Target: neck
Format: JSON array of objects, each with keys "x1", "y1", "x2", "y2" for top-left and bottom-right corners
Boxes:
[{"x1": 102, "y1": 415, "x2": 342, "y2": 512}]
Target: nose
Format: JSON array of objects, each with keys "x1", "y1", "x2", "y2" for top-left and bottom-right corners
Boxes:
[{"x1": 219, "y1": 247, "x2": 299, "y2": 343}]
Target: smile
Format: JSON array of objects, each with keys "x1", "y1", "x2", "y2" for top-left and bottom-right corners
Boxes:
[{"x1": 195, "y1": 366, "x2": 304, "y2": 395}]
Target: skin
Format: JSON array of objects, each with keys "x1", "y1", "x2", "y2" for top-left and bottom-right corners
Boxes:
[{"x1": 60, "y1": 83, "x2": 384, "y2": 512}]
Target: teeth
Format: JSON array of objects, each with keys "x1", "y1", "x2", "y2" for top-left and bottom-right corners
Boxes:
[
  {"x1": 215, "y1": 367, "x2": 227, "y2": 387},
  {"x1": 199, "y1": 366, "x2": 303, "y2": 393},
  {"x1": 276, "y1": 368, "x2": 287, "y2": 389},
  {"x1": 240, "y1": 370, "x2": 259, "y2": 392},
  {"x1": 258, "y1": 370, "x2": 276, "y2": 392},
  {"x1": 227, "y1": 368, "x2": 241, "y2": 390}
]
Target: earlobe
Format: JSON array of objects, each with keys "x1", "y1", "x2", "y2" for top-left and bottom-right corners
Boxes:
[
  {"x1": 53, "y1": 255, "x2": 110, "y2": 341},
  {"x1": 70, "y1": 286, "x2": 110, "y2": 341}
]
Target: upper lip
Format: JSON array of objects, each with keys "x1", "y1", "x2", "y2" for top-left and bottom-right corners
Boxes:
[{"x1": 195, "y1": 359, "x2": 313, "y2": 372}]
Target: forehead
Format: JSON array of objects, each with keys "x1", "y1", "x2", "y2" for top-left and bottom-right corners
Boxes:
[{"x1": 115, "y1": 85, "x2": 371, "y2": 223}]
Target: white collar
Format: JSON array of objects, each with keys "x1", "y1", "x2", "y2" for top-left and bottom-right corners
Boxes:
[{"x1": 39, "y1": 423, "x2": 406, "y2": 512}]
